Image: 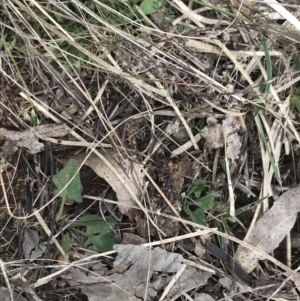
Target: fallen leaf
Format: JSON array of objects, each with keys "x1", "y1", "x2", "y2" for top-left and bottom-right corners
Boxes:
[
  {"x1": 0, "y1": 287, "x2": 28, "y2": 301},
  {"x1": 219, "y1": 276, "x2": 234, "y2": 290},
  {"x1": 22, "y1": 228, "x2": 46, "y2": 262},
  {"x1": 66, "y1": 245, "x2": 212, "y2": 301},
  {"x1": 202, "y1": 117, "x2": 224, "y2": 149},
  {"x1": 121, "y1": 233, "x2": 147, "y2": 245},
  {"x1": 195, "y1": 293, "x2": 216, "y2": 301},
  {"x1": 201, "y1": 116, "x2": 245, "y2": 160},
  {"x1": 194, "y1": 241, "x2": 206, "y2": 259},
  {"x1": 222, "y1": 116, "x2": 244, "y2": 160},
  {"x1": 0, "y1": 123, "x2": 69, "y2": 154},
  {"x1": 168, "y1": 266, "x2": 212, "y2": 299},
  {"x1": 81, "y1": 283, "x2": 140, "y2": 301},
  {"x1": 234, "y1": 186, "x2": 300, "y2": 273},
  {"x1": 73, "y1": 152, "x2": 144, "y2": 218}
]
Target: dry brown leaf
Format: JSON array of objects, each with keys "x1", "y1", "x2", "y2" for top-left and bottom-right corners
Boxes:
[
  {"x1": 202, "y1": 117, "x2": 224, "y2": 149},
  {"x1": 222, "y1": 115, "x2": 245, "y2": 160},
  {"x1": 66, "y1": 245, "x2": 212, "y2": 301},
  {"x1": 0, "y1": 123, "x2": 69, "y2": 154},
  {"x1": 202, "y1": 115, "x2": 245, "y2": 160},
  {"x1": 234, "y1": 186, "x2": 300, "y2": 273},
  {"x1": 22, "y1": 228, "x2": 46, "y2": 262},
  {"x1": 74, "y1": 152, "x2": 144, "y2": 218},
  {"x1": 121, "y1": 233, "x2": 147, "y2": 245}
]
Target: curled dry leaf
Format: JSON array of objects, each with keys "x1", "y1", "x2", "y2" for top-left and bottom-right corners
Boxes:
[
  {"x1": 234, "y1": 186, "x2": 300, "y2": 273},
  {"x1": 73, "y1": 152, "x2": 144, "y2": 218}
]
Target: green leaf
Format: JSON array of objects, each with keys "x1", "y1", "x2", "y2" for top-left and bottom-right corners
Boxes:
[
  {"x1": 198, "y1": 192, "x2": 219, "y2": 210},
  {"x1": 61, "y1": 232, "x2": 71, "y2": 254},
  {"x1": 188, "y1": 207, "x2": 206, "y2": 225},
  {"x1": 0, "y1": 9, "x2": 8, "y2": 16},
  {"x1": 88, "y1": 232, "x2": 116, "y2": 252},
  {"x1": 139, "y1": 0, "x2": 164, "y2": 14},
  {"x1": 293, "y1": 54, "x2": 300, "y2": 71},
  {"x1": 262, "y1": 38, "x2": 272, "y2": 95},
  {"x1": 53, "y1": 159, "x2": 83, "y2": 203},
  {"x1": 187, "y1": 181, "x2": 206, "y2": 198},
  {"x1": 81, "y1": 215, "x2": 116, "y2": 252},
  {"x1": 292, "y1": 90, "x2": 300, "y2": 112},
  {"x1": 212, "y1": 201, "x2": 229, "y2": 213}
]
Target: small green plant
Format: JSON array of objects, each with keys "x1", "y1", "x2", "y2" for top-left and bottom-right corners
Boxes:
[
  {"x1": 291, "y1": 89, "x2": 300, "y2": 112},
  {"x1": 53, "y1": 161, "x2": 116, "y2": 251},
  {"x1": 261, "y1": 38, "x2": 272, "y2": 96},
  {"x1": 53, "y1": 159, "x2": 83, "y2": 220},
  {"x1": 184, "y1": 180, "x2": 266, "y2": 252},
  {"x1": 292, "y1": 54, "x2": 300, "y2": 75},
  {"x1": 139, "y1": 0, "x2": 164, "y2": 14},
  {"x1": 31, "y1": 115, "x2": 42, "y2": 126},
  {"x1": 183, "y1": 181, "x2": 219, "y2": 225},
  {"x1": 61, "y1": 232, "x2": 72, "y2": 254},
  {"x1": 61, "y1": 215, "x2": 116, "y2": 253},
  {"x1": 80, "y1": 215, "x2": 116, "y2": 252},
  {"x1": 175, "y1": 24, "x2": 190, "y2": 35}
]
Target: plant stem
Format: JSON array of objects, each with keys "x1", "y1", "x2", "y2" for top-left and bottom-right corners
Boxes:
[{"x1": 56, "y1": 198, "x2": 66, "y2": 221}]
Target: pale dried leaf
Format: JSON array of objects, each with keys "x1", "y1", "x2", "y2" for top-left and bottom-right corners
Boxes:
[
  {"x1": 81, "y1": 284, "x2": 140, "y2": 301},
  {"x1": 219, "y1": 276, "x2": 233, "y2": 290},
  {"x1": 202, "y1": 117, "x2": 224, "y2": 149},
  {"x1": 74, "y1": 152, "x2": 144, "y2": 216},
  {"x1": 225, "y1": 133, "x2": 242, "y2": 161},
  {"x1": 168, "y1": 267, "x2": 211, "y2": 299},
  {"x1": 0, "y1": 123, "x2": 69, "y2": 154},
  {"x1": 201, "y1": 116, "x2": 244, "y2": 159},
  {"x1": 66, "y1": 245, "x2": 212, "y2": 301},
  {"x1": 194, "y1": 241, "x2": 205, "y2": 259},
  {"x1": 194, "y1": 293, "x2": 216, "y2": 301},
  {"x1": 22, "y1": 228, "x2": 46, "y2": 262},
  {"x1": 234, "y1": 186, "x2": 300, "y2": 273},
  {"x1": 222, "y1": 116, "x2": 244, "y2": 160},
  {"x1": 0, "y1": 287, "x2": 28, "y2": 301},
  {"x1": 113, "y1": 245, "x2": 182, "y2": 273}
]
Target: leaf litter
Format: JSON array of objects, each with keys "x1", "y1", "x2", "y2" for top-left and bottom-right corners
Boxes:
[
  {"x1": 22, "y1": 228, "x2": 46, "y2": 262},
  {"x1": 0, "y1": 123, "x2": 69, "y2": 155},
  {"x1": 202, "y1": 115, "x2": 245, "y2": 160},
  {"x1": 65, "y1": 245, "x2": 212, "y2": 301},
  {"x1": 234, "y1": 185, "x2": 300, "y2": 273}
]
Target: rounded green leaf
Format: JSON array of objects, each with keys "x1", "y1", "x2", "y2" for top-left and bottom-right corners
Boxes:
[{"x1": 53, "y1": 159, "x2": 83, "y2": 203}]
